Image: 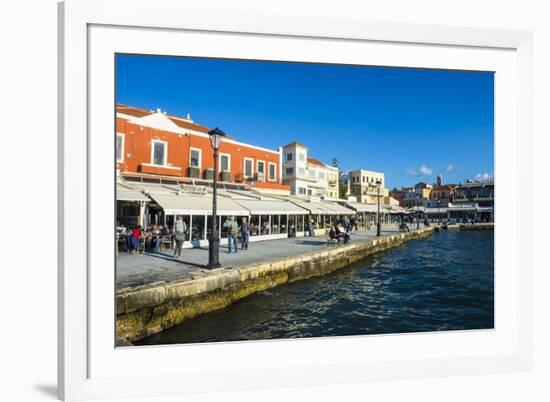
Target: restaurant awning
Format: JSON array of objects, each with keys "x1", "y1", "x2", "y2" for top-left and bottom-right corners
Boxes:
[
  {"x1": 343, "y1": 202, "x2": 379, "y2": 213},
  {"x1": 384, "y1": 206, "x2": 409, "y2": 214},
  {"x1": 447, "y1": 206, "x2": 477, "y2": 212},
  {"x1": 290, "y1": 201, "x2": 333, "y2": 214},
  {"x1": 423, "y1": 207, "x2": 449, "y2": 214},
  {"x1": 147, "y1": 192, "x2": 248, "y2": 216},
  {"x1": 116, "y1": 183, "x2": 150, "y2": 202},
  {"x1": 234, "y1": 199, "x2": 307, "y2": 215},
  {"x1": 319, "y1": 202, "x2": 355, "y2": 214}
]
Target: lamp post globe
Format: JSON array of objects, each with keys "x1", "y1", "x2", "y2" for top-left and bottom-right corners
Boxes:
[
  {"x1": 207, "y1": 127, "x2": 227, "y2": 269},
  {"x1": 375, "y1": 179, "x2": 382, "y2": 237}
]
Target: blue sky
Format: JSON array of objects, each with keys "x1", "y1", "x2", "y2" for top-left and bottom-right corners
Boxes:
[{"x1": 116, "y1": 54, "x2": 494, "y2": 189}]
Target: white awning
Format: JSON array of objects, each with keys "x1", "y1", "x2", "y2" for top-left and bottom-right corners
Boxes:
[
  {"x1": 384, "y1": 206, "x2": 409, "y2": 214},
  {"x1": 148, "y1": 192, "x2": 248, "y2": 216},
  {"x1": 319, "y1": 202, "x2": 355, "y2": 214},
  {"x1": 448, "y1": 206, "x2": 477, "y2": 212},
  {"x1": 235, "y1": 199, "x2": 307, "y2": 215},
  {"x1": 423, "y1": 207, "x2": 448, "y2": 214},
  {"x1": 290, "y1": 201, "x2": 333, "y2": 214},
  {"x1": 343, "y1": 202, "x2": 379, "y2": 213},
  {"x1": 116, "y1": 183, "x2": 150, "y2": 202}
]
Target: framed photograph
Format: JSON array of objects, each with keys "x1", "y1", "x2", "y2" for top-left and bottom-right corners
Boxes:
[{"x1": 58, "y1": 0, "x2": 533, "y2": 400}]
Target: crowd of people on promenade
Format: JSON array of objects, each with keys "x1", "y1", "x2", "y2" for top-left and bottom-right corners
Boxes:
[
  {"x1": 119, "y1": 223, "x2": 171, "y2": 254},
  {"x1": 118, "y1": 216, "x2": 254, "y2": 256},
  {"x1": 117, "y1": 210, "x2": 490, "y2": 258},
  {"x1": 118, "y1": 214, "x2": 364, "y2": 257}
]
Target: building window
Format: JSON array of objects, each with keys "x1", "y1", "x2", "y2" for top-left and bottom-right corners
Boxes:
[
  {"x1": 298, "y1": 167, "x2": 305, "y2": 176},
  {"x1": 189, "y1": 147, "x2": 201, "y2": 168},
  {"x1": 299, "y1": 187, "x2": 306, "y2": 195},
  {"x1": 219, "y1": 153, "x2": 231, "y2": 172},
  {"x1": 256, "y1": 161, "x2": 265, "y2": 176},
  {"x1": 244, "y1": 158, "x2": 254, "y2": 178},
  {"x1": 286, "y1": 152, "x2": 293, "y2": 161},
  {"x1": 299, "y1": 153, "x2": 305, "y2": 161},
  {"x1": 116, "y1": 133, "x2": 124, "y2": 163},
  {"x1": 318, "y1": 171, "x2": 325, "y2": 180},
  {"x1": 286, "y1": 167, "x2": 294, "y2": 175},
  {"x1": 309, "y1": 170, "x2": 315, "y2": 178},
  {"x1": 307, "y1": 189, "x2": 312, "y2": 195},
  {"x1": 363, "y1": 176, "x2": 366, "y2": 183},
  {"x1": 268, "y1": 162, "x2": 277, "y2": 182},
  {"x1": 151, "y1": 140, "x2": 167, "y2": 166}
]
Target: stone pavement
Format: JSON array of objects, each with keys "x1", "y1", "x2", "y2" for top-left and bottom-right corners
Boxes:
[{"x1": 116, "y1": 226, "x2": 416, "y2": 290}]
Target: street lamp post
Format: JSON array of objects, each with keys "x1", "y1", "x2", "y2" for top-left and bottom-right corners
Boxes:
[
  {"x1": 416, "y1": 193, "x2": 420, "y2": 230},
  {"x1": 437, "y1": 198, "x2": 441, "y2": 225},
  {"x1": 375, "y1": 179, "x2": 382, "y2": 237},
  {"x1": 207, "y1": 127, "x2": 227, "y2": 269}
]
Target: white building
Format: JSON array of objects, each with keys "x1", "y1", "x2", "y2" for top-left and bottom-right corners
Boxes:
[
  {"x1": 344, "y1": 169, "x2": 389, "y2": 204},
  {"x1": 280, "y1": 142, "x2": 339, "y2": 198}
]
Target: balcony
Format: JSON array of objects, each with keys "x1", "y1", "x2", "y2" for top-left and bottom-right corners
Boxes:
[{"x1": 187, "y1": 166, "x2": 201, "y2": 179}]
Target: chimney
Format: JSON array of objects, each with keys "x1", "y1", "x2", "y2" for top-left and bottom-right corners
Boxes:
[{"x1": 186, "y1": 113, "x2": 191, "y2": 120}]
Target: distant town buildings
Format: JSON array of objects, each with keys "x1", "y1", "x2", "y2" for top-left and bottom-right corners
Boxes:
[
  {"x1": 400, "y1": 182, "x2": 433, "y2": 208},
  {"x1": 341, "y1": 169, "x2": 389, "y2": 205},
  {"x1": 453, "y1": 181, "x2": 494, "y2": 207},
  {"x1": 389, "y1": 174, "x2": 494, "y2": 222},
  {"x1": 280, "y1": 142, "x2": 339, "y2": 198},
  {"x1": 429, "y1": 184, "x2": 457, "y2": 207}
]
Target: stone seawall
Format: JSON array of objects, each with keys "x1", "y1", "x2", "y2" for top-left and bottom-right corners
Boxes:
[
  {"x1": 458, "y1": 223, "x2": 494, "y2": 231},
  {"x1": 116, "y1": 227, "x2": 435, "y2": 342},
  {"x1": 442, "y1": 223, "x2": 494, "y2": 232}
]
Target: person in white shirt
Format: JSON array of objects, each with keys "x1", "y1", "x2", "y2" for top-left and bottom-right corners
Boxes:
[{"x1": 172, "y1": 216, "x2": 187, "y2": 258}]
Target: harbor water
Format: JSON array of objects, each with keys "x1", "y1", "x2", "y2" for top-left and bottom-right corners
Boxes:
[{"x1": 136, "y1": 230, "x2": 494, "y2": 345}]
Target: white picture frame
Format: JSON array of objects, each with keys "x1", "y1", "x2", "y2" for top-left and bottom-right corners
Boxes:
[{"x1": 58, "y1": 0, "x2": 533, "y2": 400}]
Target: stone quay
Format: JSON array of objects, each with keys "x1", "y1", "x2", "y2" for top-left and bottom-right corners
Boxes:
[{"x1": 116, "y1": 227, "x2": 438, "y2": 343}]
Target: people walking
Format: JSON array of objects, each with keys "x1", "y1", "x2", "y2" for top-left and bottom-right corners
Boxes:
[
  {"x1": 172, "y1": 216, "x2": 187, "y2": 258},
  {"x1": 240, "y1": 217, "x2": 249, "y2": 250},
  {"x1": 307, "y1": 218, "x2": 315, "y2": 237},
  {"x1": 224, "y1": 216, "x2": 239, "y2": 253},
  {"x1": 343, "y1": 216, "x2": 350, "y2": 232},
  {"x1": 349, "y1": 216, "x2": 356, "y2": 233}
]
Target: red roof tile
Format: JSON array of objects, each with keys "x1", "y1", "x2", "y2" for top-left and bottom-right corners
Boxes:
[
  {"x1": 307, "y1": 157, "x2": 326, "y2": 167},
  {"x1": 116, "y1": 104, "x2": 223, "y2": 136},
  {"x1": 282, "y1": 141, "x2": 308, "y2": 149}
]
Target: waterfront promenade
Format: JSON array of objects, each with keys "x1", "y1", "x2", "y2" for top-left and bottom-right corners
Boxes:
[
  {"x1": 117, "y1": 226, "x2": 410, "y2": 290},
  {"x1": 116, "y1": 225, "x2": 439, "y2": 343}
]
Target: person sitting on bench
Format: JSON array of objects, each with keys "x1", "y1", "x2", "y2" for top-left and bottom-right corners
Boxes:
[
  {"x1": 335, "y1": 223, "x2": 350, "y2": 244},
  {"x1": 327, "y1": 226, "x2": 338, "y2": 244}
]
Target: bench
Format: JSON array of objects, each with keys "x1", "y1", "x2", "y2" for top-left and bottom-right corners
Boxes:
[{"x1": 326, "y1": 235, "x2": 340, "y2": 246}]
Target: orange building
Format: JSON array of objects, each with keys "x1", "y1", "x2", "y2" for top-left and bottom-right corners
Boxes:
[{"x1": 116, "y1": 105, "x2": 289, "y2": 193}]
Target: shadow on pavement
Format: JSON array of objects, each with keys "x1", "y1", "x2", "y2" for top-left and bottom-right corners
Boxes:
[
  {"x1": 293, "y1": 240, "x2": 329, "y2": 246},
  {"x1": 143, "y1": 252, "x2": 207, "y2": 269}
]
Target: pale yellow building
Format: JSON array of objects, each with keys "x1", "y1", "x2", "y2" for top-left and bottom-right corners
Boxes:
[{"x1": 346, "y1": 169, "x2": 389, "y2": 204}]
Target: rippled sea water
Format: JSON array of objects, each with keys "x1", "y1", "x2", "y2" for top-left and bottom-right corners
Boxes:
[{"x1": 136, "y1": 230, "x2": 494, "y2": 345}]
